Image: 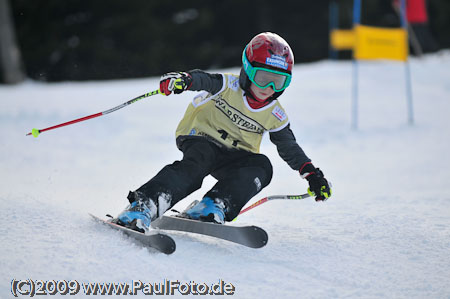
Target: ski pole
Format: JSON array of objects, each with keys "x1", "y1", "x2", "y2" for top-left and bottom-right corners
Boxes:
[
  {"x1": 26, "y1": 89, "x2": 162, "y2": 137},
  {"x1": 235, "y1": 181, "x2": 333, "y2": 220},
  {"x1": 236, "y1": 193, "x2": 311, "y2": 218}
]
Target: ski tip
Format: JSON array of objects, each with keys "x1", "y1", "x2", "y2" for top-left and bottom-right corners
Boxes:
[
  {"x1": 244, "y1": 226, "x2": 268, "y2": 248},
  {"x1": 157, "y1": 234, "x2": 176, "y2": 255}
]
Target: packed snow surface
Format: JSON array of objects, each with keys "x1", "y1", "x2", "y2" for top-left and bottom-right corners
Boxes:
[{"x1": 1, "y1": 52, "x2": 450, "y2": 298}]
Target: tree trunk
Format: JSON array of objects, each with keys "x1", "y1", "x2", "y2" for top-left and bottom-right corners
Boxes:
[{"x1": 0, "y1": 0, "x2": 25, "y2": 84}]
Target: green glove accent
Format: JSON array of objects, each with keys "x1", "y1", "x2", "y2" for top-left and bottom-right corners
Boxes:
[
  {"x1": 308, "y1": 185, "x2": 332, "y2": 200},
  {"x1": 173, "y1": 78, "x2": 186, "y2": 91},
  {"x1": 320, "y1": 185, "x2": 331, "y2": 199}
]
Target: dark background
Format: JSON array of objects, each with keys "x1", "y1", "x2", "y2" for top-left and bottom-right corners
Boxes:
[{"x1": 7, "y1": 0, "x2": 450, "y2": 82}]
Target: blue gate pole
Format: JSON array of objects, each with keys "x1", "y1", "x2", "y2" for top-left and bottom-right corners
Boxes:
[
  {"x1": 351, "y1": 0, "x2": 362, "y2": 130},
  {"x1": 401, "y1": 0, "x2": 415, "y2": 125},
  {"x1": 329, "y1": 0, "x2": 339, "y2": 60}
]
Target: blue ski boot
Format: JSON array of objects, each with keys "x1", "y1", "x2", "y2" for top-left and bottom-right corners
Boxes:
[
  {"x1": 115, "y1": 196, "x2": 154, "y2": 234},
  {"x1": 183, "y1": 197, "x2": 227, "y2": 224}
]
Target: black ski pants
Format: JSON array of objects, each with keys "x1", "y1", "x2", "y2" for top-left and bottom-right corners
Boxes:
[{"x1": 134, "y1": 138, "x2": 273, "y2": 221}]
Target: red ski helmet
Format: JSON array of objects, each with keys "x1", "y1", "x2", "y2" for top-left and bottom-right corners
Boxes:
[
  {"x1": 240, "y1": 32, "x2": 294, "y2": 97},
  {"x1": 245, "y1": 32, "x2": 294, "y2": 74}
]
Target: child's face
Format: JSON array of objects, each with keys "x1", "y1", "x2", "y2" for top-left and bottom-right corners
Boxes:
[{"x1": 250, "y1": 83, "x2": 275, "y2": 101}]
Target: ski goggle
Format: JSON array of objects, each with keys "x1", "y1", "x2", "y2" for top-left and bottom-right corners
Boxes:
[{"x1": 242, "y1": 48, "x2": 292, "y2": 92}]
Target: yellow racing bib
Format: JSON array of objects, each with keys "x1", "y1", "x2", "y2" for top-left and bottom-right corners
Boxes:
[{"x1": 176, "y1": 74, "x2": 289, "y2": 153}]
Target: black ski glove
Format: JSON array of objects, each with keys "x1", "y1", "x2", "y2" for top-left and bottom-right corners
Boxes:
[
  {"x1": 300, "y1": 162, "x2": 332, "y2": 201},
  {"x1": 159, "y1": 72, "x2": 193, "y2": 95}
]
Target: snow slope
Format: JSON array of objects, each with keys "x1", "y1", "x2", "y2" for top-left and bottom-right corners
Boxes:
[{"x1": 1, "y1": 51, "x2": 450, "y2": 298}]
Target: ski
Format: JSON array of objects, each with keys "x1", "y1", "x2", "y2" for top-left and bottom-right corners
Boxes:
[
  {"x1": 89, "y1": 214, "x2": 176, "y2": 255},
  {"x1": 151, "y1": 215, "x2": 268, "y2": 249}
]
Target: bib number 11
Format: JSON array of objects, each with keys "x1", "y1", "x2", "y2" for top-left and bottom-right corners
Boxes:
[{"x1": 218, "y1": 129, "x2": 239, "y2": 147}]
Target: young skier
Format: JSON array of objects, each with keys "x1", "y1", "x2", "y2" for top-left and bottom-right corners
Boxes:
[{"x1": 115, "y1": 32, "x2": 332, "y2": 233}]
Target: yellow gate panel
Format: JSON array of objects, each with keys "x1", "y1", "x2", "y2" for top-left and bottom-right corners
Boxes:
[
  {"x1": 330, "y1": 29, "x2": 355, "y2": 50},
  {"x1": 354, "y1": 25, "x2": 408, "y2": 61}
]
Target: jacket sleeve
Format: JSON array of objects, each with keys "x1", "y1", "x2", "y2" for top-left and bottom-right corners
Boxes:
[
  {"x1": 188, "y1": 69, "x2": 223, "y2": 94},
  {"x1": 269, "y1": 124, "x2": 311, "y2": 170}
]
